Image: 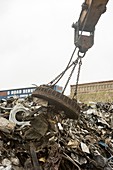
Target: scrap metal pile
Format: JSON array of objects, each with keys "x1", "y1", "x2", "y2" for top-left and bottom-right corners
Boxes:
[{"x1": 0, "y1": 94, "x2": 113, "y2": 170}]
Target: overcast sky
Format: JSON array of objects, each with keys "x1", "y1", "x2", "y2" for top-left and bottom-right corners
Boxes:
[{"x1": 0, "y1": 0, "x2": 113, "y2": 95}]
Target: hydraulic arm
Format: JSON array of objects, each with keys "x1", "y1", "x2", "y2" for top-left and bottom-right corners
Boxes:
[{"x1": 72, "y1": 0, "x2": 109, "y2": 53}]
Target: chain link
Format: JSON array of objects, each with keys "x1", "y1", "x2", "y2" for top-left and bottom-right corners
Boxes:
[
  {"x1": 62, "y1": 57, "x2": 79, "y2": 94},
  {"x1": 48, "y1": 47, "x2": 77, "y2": 86},
  {"x1": 73, "y1": 51, "x2": 86, "y2": 99}
]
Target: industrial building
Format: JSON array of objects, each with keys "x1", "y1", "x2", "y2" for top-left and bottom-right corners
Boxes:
[
  {"x1": 0, "y1": 85, "x2": 63, "y2": 100},
  {"x1": 70, "y1": 80, "x2": 113, "y2": 103}
]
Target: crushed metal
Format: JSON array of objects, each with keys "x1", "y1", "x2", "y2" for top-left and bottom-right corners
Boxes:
[{"x1": 0, "y1": 95, "x2": 113, "y2": 169}]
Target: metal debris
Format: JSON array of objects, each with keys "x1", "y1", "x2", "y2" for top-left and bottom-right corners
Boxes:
[
  {"x1": 9, "y1": 104, "x2": 30, "y2": 127},
  {"x1": 0, "y1": 96, "x2": 113, "y2": 169}
]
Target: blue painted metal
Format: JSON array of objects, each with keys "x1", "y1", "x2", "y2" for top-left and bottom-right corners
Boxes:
[
  {"x1": 0, "y1": 85, "x2": 63, "y2": 99},
  {"x1": 0, "y1": 87, "x2": 36, "y2": 99}
]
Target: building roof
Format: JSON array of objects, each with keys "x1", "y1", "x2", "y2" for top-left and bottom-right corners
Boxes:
[{"x1": 71, "y1": 80, "x2": 113, "y2": 87}]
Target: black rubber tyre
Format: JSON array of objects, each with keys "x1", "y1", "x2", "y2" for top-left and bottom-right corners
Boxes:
[{"x1": 32, "y1": 85, "x2": 80, "y2": 119}]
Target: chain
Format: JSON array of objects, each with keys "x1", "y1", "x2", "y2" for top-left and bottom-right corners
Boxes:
[
  {"x1": 62, "y1": 57, "x2": 79, "y2": 94},
  {"x1": 72, "y1": 51, "x2": 86, "y2": 99},
  {"x1": 48, "y1": 47, "x2": 77, "y2": 86},
  {"x1": 46, "y1": 1, "x2": 93, "y2": 93}
]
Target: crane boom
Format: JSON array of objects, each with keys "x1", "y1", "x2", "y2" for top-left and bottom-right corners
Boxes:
[{"x1": 72, "y1": 0, "x2": 109, "y2": 53}]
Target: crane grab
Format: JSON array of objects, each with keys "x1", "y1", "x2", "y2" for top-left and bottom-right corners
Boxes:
[{"x1": 32, "y1": 0, "x2": 110, "y2": 119}]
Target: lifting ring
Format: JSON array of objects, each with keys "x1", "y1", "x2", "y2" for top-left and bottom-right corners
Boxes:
[{"x1": 77, "y1": 50, "x2": 86, "y2": 58}]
